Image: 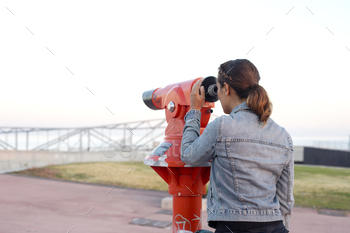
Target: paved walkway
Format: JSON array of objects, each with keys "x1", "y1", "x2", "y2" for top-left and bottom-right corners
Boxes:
[{"x1": 0, "y1": 174, "x2": 349, "y2": 233}]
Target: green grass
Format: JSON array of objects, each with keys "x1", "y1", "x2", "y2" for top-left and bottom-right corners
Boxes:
[
  {"x1": 12, "y1": 162, "x2": 350, "y2": 210},
  {"x1": 13, "y1": 162, "x2": 169, "y2": 192},
  {"x1": 293, "y1": 165, "x2": 350, "y2": 210}
]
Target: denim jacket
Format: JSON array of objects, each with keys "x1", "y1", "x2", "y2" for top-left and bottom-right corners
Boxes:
[{"x1": 181, "y1": 102, "x2": 294, "y2": 230}]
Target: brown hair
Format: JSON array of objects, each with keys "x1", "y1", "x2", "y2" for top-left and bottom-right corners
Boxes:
[{"x1": 217, "y1": 59, "x2": 272, "y2": 126}]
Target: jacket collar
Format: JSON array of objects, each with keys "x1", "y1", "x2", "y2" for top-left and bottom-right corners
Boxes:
[{"x1": 229, "y1": 102, "x2": 251, "y2": 115}]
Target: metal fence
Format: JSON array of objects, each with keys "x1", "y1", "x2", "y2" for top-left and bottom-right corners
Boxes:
[
  {"x1": 1, "y1": 116, "x2": 348, "y2": 152},
  {"x1": 0, "y1": 119, "x2": 167, "y2": 152},
  {"x1": 313, "y1": 140, "x2": 350, "y2": 151}
]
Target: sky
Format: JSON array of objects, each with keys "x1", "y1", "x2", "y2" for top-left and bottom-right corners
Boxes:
[{"x1": 1, "y1": 0, "x2": 350, "y2": 142}]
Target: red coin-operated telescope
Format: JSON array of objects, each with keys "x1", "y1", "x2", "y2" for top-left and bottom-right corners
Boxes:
[{"x1": 142, "y1": 76, "x2": 218, "y2": 233}]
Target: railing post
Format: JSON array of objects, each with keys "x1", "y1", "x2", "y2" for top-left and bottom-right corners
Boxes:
[
  {"x1": 88, "y1": 129, "x2": 90, "y2": 151},
  {"x1": 15, "y1": 128, "x2": 18, "y2": 150},
  {"x1": 80, "y1": 130, "x2": 82, "y2": 152},
  {"x1": 26, "y1": 131, "x2": 29, "y2": 150}
]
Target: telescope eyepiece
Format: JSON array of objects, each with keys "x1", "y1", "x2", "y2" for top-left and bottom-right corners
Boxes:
[{"x1": 201, "y1": 76, "x2": 219, "y2": 102}]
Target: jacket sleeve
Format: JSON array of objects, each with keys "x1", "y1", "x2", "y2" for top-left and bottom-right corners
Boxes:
[
  {"x1": 276, "y1": 136, "x2": 295, "y2": 231},
  {"x1": 180, "y1": 109, "x2": 220, "y2": 166}
]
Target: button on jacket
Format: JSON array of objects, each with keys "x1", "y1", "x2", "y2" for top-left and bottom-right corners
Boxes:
[{"x1": 180, "y1": 102, "x2": 294, "y2": 230}]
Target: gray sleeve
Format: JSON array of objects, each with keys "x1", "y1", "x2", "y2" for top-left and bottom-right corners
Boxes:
[
  {"x1": 180, "y1": 109, "x2": 220, "y2": 166},
  {"x1": 276, "y1": 136, "x2": 295, "y2": 230}
]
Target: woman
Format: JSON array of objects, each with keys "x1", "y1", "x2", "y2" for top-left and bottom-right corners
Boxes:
[{"x1": 181, "y1": 59, "x2": 294, "y2": 233}]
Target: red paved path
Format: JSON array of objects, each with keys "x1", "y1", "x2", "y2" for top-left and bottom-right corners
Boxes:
[{"x1": 0, "y1": 174, "x2": 349, "y2": 233}]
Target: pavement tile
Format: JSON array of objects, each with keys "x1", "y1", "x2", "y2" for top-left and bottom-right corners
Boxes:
[{"x1": 0, "y1": 174, "x2": 349, "y2": 233}]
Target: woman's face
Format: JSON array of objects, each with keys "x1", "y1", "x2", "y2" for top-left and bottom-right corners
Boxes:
[{"x1": 217, "y1": 80, "x2": 230, "y2": 114}]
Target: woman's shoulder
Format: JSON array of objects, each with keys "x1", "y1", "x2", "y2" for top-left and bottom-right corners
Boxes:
[
  {"x1": 266, "y1": 117, "x2": 293, "y2": 148},
  {"x1": 267, "y1": 117, "x2": 291, "y2": 135}
]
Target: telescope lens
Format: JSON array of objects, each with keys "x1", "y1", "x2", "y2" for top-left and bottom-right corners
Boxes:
[
  {"x1": 207, "y1": 84, "x2": 217, "y2": 97},
  {"x1": 142, "y1": 89, "x2": 159, "y2": 110}
]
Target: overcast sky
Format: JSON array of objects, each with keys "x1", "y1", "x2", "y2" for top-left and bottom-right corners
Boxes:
[{"x1": 1, "y1": 0, "x2": 349, "y2": 141}]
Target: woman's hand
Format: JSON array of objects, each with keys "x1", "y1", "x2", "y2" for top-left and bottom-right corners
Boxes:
[{"x1": 190, "y1": 78, "x2": 205, "y2": 111}]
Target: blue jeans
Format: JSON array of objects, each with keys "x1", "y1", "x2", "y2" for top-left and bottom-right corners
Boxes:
[{"x1": 214, "y1": 222, "x2": 289, "y2": 233}]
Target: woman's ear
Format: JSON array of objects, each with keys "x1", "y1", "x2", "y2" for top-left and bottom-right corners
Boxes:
[{"x1": 224, "y1": 83, "x2": 231, "y2": 96}]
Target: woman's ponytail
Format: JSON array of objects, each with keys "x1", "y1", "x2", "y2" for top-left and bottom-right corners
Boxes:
[
  {"x1": 246, "y1": 84, "x2": 272, "y2": 126},
  {"x1": 218, "y1": 59, "x2": 272, "y2": 127}
]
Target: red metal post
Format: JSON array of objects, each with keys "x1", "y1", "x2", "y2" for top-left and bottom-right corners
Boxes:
[{"x1": 143, "y1": 77, "x2": 215, "y2": 233}]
